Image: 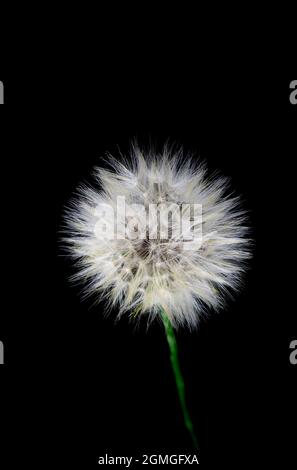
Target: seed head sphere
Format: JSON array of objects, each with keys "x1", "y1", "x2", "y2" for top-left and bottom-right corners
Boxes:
[{"x1": 64, "y1": 145, "x2": 250, "y2": 329}]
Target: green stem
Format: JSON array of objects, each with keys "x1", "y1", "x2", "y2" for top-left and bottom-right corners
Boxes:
[{"x1": 160, "y1": 308, "x2": 198, "y2": 450}]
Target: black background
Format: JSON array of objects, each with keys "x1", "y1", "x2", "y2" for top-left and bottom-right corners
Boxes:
[{"x1": 0, "y1": 38, "x2": 296, "y2": 468}]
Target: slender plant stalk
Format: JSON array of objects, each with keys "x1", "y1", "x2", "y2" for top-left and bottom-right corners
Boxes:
[{"x1": 160, "y1": 308, "x2": 198, "y2": 449}]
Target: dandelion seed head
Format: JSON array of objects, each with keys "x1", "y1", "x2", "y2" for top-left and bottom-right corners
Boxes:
[{"x1": 64, "y1": 143, "x2": 251, "y2": 329}]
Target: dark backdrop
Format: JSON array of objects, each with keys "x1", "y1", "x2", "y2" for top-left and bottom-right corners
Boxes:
[{"x1": 0, "y1": 51, "x2": 296, "y2": 468}]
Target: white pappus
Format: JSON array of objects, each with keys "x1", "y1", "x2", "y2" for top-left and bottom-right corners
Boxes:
[{"x1": 63, "y1": 144, "x2": 251, "y2": 330}]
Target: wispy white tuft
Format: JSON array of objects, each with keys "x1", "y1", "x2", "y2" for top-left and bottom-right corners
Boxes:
[{"x1": 63, "y1": 143, "x2": 251, "y2": 330}]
